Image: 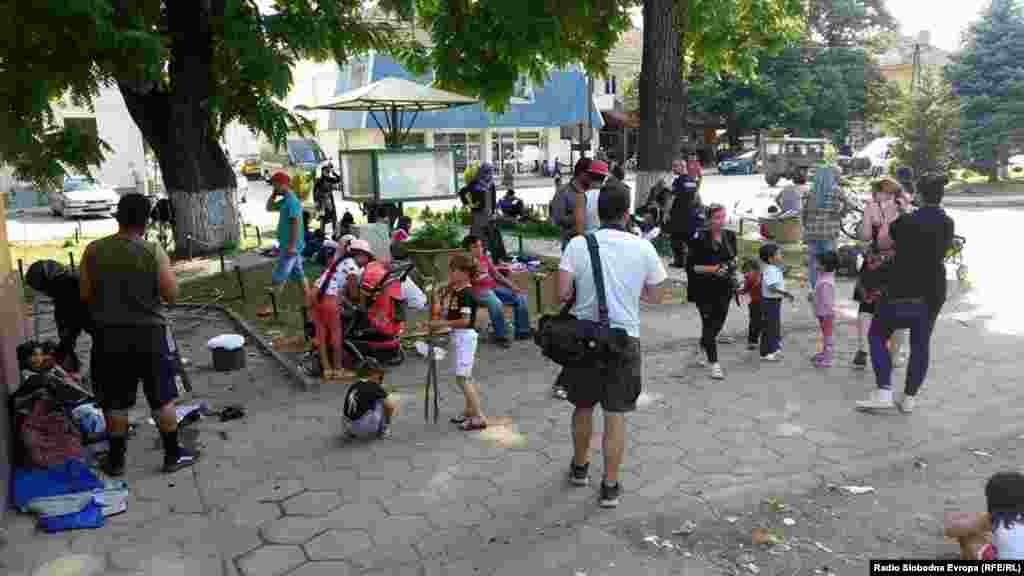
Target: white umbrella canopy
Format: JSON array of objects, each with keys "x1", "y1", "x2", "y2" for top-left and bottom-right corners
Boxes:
[{"x1": 299, "y1": 77, "x2": 478, "y2": 147}]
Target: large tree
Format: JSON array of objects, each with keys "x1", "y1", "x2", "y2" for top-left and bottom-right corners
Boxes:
[
  {"x1": 887, "y1": 70, "x2": 960, "y2": 177},
  {"x1": 2, "y1": 0, "x2": 633, "y2": 252},
  {"x1": 806, "y1": 0, "x2": 897, "y2": 48},
  {"x1": 945, "y1": 0, "x2": 1024, "y2": 182},
  {"x1": 633, "y1": 0, "x2": 804, "y2": 201}
]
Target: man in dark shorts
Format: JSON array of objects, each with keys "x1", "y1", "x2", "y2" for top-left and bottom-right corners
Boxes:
[
  {"x1": 557, "y1": 180, "x2": 667, "y2": 508},
  {"x1": 80, "y1": 194, "x2": 197, "y2": 476}
]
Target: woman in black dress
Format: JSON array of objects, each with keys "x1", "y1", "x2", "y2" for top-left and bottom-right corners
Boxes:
[{"x1": 686, "y1": 204, "x2": 739, "y2": 380}]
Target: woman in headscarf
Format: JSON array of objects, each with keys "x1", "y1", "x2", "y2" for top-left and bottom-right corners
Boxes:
[
  {"x1": 801, "y1": 164, "x2": 850, "y2": 296},
  {"x1": 465, "y1": 162, "x2": 496, "y2": 238}
]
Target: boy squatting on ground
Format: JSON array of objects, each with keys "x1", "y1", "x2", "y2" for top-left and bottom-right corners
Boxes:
[{"x1": 342, "y1": 367, "x2": 399, "y2": 440}]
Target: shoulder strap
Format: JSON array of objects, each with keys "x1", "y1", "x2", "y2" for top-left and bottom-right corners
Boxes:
[
  {"x1": 318, "y1": 256, "x2": 345, "y2": 300},
  {"x1": 585, "y1": 233, "x2": 609, "y2": 327}
]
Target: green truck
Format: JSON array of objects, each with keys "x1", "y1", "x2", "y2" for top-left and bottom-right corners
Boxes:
[{"x1": 760, "y1": 137, "x2": 828, "y2": 187}]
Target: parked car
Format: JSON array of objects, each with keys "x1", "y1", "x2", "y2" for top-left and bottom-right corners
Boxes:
[
  {"x1": 240, "y1": 155, "x2": 263, "y2": 180},
  {"x1": 49, "y1": 176, "x2": 119, "y2": 218},
  {"x1": 718, "y1": 149, "x2": 760, "y2": 175}
]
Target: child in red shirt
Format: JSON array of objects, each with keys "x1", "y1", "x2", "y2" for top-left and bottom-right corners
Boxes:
[{"x1": 738, "y1": 259, "x2": 762, "y2": 351}]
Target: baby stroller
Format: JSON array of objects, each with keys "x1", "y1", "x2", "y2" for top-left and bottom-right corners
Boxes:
[{"x1": 304, "y1": 260, "x2": 413, "y2": 376}]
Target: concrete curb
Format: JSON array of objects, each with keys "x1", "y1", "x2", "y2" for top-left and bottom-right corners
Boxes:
[
  {"x1": 943, "y1": 197, "x2": 1024, "y2": 208},
  {"x1": 172, "y1": 303, "x2": 314, "y2": 392}
]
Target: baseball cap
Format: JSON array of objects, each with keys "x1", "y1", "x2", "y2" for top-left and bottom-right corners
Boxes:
[
  {"x1": 270, "y1": 172, "x2": 290, "y2": 186},
  {"x1": 588, "y1": 160, "x2": 609, "y2": 178},
  {"x1": 338, "y1": 234, "x2": 356, "y2": 247},
  {"x1": 348, "y1": 238, "x2": 373, "y2": 257}
]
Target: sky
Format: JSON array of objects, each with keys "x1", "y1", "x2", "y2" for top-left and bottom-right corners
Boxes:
[
  {"x1": 885, "y1": 0, "x2": 990, "y2": 52},
  {"x1": 629, "y1": 0, "x2": 993, "y2": 53}
]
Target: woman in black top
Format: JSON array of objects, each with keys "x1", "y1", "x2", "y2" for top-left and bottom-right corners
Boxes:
[{"x1": 686, "y1": 204, "x2": 738, "y2": 380}]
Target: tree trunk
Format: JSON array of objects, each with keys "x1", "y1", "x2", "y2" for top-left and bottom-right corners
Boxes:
[
  {"x1": 636, "y1": 0, "x2": 687, "y2": 208},
  {"x1": 116, "y1": 0, "x2": 239, "y2": 256}
]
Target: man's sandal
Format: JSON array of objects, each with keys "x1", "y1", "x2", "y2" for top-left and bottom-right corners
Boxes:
[{"x1": 460, "y1": 418, "x2": 487, "y2": 431}]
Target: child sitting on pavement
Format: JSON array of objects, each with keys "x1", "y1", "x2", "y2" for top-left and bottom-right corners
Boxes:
[
  {"x1": 342, "y1": 367, "x2": 399, "y2": 440},
  {"x1": 812, "y1": 251, "x2": 839, "y2": 368},
  {"x1": 946, "y1": 472, "x2": 1024, "y2": 559},
  {"x1": 737, "y1": 259, "x2": 762, "y2": 351},
  {"x1": 308, "y1": 239, "x2": 374, "y2": 380}
]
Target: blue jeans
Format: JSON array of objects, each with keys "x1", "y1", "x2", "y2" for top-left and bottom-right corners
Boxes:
[
  {"x1": 869, "y1": 300, "x2": 934, "y2": 396},
  {"x1": 806, "y1": 238, "x2": 834, "y2": 289},
  {"x1": 478, "y1": 287, "x2": 530, "y2": 339}
]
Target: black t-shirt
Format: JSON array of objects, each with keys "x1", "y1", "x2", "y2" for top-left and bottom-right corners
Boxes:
[
  {"x1": 886, "y1": 206, "x2": 954, "y2": 304},
  {"x1": 445, "y1": 286, "x2": 478, "y2": 329},
  {"x1": 343, "y1": 380, "x2": 388, "y2": 421},
  {"x1": 686, "y1": 229, "x2": 738, "y2": 303}
]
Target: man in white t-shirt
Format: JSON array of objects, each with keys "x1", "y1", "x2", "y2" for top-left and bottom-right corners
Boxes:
[{"x1": 557, "y1": 180, "x2": 668, "y2": 509}]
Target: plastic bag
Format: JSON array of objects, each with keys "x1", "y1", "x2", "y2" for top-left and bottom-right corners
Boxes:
[
  {"x1": 207, "y1": 334, "x2": 245, "y2": 350},
  {"x1": 38, "y1": 498, "x2": 104, "y2": 533}
]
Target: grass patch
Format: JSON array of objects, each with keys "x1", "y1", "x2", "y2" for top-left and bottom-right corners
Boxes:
[
  {"x1": 177, "y1": 260, "x2": 325, "y2": 349},
  {"x1": 9, "y1": 238, "x2": 93, "y2": 273}
]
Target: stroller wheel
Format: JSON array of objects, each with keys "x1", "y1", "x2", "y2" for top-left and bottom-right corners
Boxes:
[
  {"x1": 357, "y1": 357, "x2": 383, "y2": 373},
  {"x1": 384, "y1": 347, "x2": 406, "y2": 367}
]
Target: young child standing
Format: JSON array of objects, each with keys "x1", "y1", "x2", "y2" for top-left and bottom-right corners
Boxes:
[
  {"x1": 759, "y1": 244, "x2": 795, "y2": 361},
  {"x1": 738, "y1": 259, "x2": 762, "y2": 351},
  {"x1": 431, "y1": 253, "x2": 488, "y2": 431},
  {"x1": 309, "y1": 239, "x2": 373, "y2": 379},
  {"x1": 812, "y1": 251, "x2": 839, "y2": 368}
]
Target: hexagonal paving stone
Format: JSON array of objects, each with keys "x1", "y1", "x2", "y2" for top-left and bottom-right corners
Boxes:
[
  {"x1": 230, "y1": 501, "x2": 281, "y2": 528},
  {"x1": 282, "y1": 491, "x2": 344, "y2": 516},
  {"x1": 304, "y1": 530, "x2": 374, "y2": 561},
  {"x1": 247, "y1": 478, "x2": 305, "y2": 503},
  {"x1": 236, "y1": 545, "x2": 306, "y2": 576},
  {"x1": 260, "y1": 516, "x2": 331, "y2": 545},
  {"x1": 287, "y1": 561, "x2": 355, "y2": 576}
]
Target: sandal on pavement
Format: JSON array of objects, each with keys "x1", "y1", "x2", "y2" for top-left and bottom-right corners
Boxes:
[
  {"x1": 449, "y1": 415, "x2": 468, "y2": 425},
  {"x1": 460, "y1": 418, "x2": 488, "y2": 431}
]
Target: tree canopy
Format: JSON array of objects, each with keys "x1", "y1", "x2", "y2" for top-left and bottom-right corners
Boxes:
[
  {"x1": 805, "y1": 0, "x2": 898, "y2": 48},
  {"x1": 887, "y1": 70, "x2": 960, "y2": 177},
  {"x1": 944, "y1": 0, "x2": 1024, "y2": 180}
]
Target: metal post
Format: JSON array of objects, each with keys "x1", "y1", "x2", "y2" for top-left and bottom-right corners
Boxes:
[
  {"x1": 269, "y1": 292, "x2": 278, "y2": 320},
  {"x1": 68, "y1": 252, "x2": 75, "y2": 272},
  {"x1": 236, "y1": 265, "x2": 246, "y2": 302},
  {"x1": 255, "y1": 228, "x2": 262, "y2": 246},
  {"x1": 219, "y1": 250, "x2": 226, "y2": 274},
  {"x1": 17, "y1": 259, "x2": 24, "y2": 287},
  {"x1": 518, "y1": 234, "x2": 524, "y2": 258}
]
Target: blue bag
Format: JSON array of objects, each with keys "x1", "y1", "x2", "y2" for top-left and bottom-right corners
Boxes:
[{"x1": 38, "y1": 498, "x2": 104, "y2": 533}]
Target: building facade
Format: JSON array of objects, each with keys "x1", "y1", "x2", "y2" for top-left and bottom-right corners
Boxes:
[{"x1": 305, "y1": 53, "x2": 603, "y2": 179}]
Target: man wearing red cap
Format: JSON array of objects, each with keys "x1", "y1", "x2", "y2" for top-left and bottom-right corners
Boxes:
[
  {"x1": 262, "y1": 172, "x2": 308, "y2": 315},
  {"x1": 549, "y1": 157, "x2": 608, "y2": 251}
]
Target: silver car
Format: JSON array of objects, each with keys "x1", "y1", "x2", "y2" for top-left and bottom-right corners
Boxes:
[{"x1": 50, "y1": 176, "x2": 120, "y2": 218}]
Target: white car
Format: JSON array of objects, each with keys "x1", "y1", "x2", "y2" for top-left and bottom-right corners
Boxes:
[{"x1": 50, "y1": 176, "x2": 120, "y2": 218}]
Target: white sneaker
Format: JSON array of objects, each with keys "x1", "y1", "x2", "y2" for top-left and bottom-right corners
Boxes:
[
  {"x1": 856, "y1": 389, "x2": 896, "y2": 411},
  {"x1": 761, "y1": 352, "x2": 781, "y2": 362},
  {"x1": 898, "y1": 395, "x2": 916, "y2": 414},
  {"x1": 710, "y1": 363, "x2": 725, "y2": 380},
  {"x1": 692, "y1": 348, "x2": 708, "y2": 367},
  {"x1": 894, "y1": 354, "x2": 908, "y2": 367}
]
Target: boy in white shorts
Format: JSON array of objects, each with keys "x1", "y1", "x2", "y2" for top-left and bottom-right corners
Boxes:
[{"x1": 431, "y1": 253, "x2": 487, "y2": 431}]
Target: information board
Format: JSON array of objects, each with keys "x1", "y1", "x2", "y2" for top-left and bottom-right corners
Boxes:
[{"x1": 339, "y1": 149, "x2": 457, "y2": 202}]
